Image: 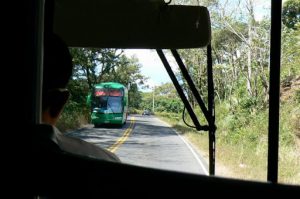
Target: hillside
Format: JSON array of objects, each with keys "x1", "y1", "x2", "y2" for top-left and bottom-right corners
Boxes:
[
  {"x1": 281, "y1": 75, "x2": 300, "y2": 102},
  {"x1": 281, "y1": 76, "x2": 300, "y2": 141}
]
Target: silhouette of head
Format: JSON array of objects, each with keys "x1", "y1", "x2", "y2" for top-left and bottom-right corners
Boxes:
[{"x1": 42, "y1": 34, "x2": 73, "y2": 122}]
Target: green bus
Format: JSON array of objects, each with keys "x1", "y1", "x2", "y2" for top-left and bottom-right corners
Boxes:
[{"x1": 88, "y1": 82, "x2": 128, "y2": 126}]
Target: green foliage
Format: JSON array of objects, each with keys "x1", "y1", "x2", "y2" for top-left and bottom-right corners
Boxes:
[
  {"x1": 70, "y1": 48, "x2": 123, "y2": 90},
  {"x1": 281, "y1": 25, "x2": 300, "y2": 80},
  {"x1": 128, "y1": 108, "x2": 141, "y2": 114},
  {"x1": 67, "y1": 79, "x2": 89, "y2": 105},
  {"x1": 57, "y1": 100, "x2": 89, "y2": 133},
  {"x1": 155, "y1": 98, "x2": 183, "y2": 113},
  {"x1": 157, "y1": 111, "x2": 179, "y2": 119},
  {"x1": 296, "y1": 89, "x2": 300, "y2": 103},
  {"x1": 280, "y1": 101, "x2": 300, "y2": 146},
  {"x1": 158, "y1": 97, "x2": 299, "y2": 183},
  {"x1": 141, "y1": 83, "x2": 183, "y2": 114},
  {"x1": 213, "y1": 96, "x2": 299, "y2": 151},
  {"x1": 239, "y1": 96, "x2": 257, "y2": 110},
  {"x1": 282, "y1": 0, "x2": 300, "y2": 30},
  {"x1": 128, "y1": 83, "x2": 142, "y2": 109},
  {"x1": 155, "y1": 82, "x2": 179, "y2": 98}
]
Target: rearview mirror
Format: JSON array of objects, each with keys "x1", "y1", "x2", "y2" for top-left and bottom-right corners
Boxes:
[{"x1": 54, "y1": 0, "x2": 211, "y2": 49}]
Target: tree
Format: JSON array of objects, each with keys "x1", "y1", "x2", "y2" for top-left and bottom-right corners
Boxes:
[
  {"x1": 141, "y1": 83, "x2": 183, "y2": 113},
  {"x1": 100, "y1": 55, "x2": 148, "y2": 109},
  {"x1": 155, "y1": 82, "x2": 179, "y2": 98},
  {"x1": 281, "y1": 0, "x2": 300, "y2": 80},
  {"x1": 282, "y1": 0, "x2": 300, "y2": 30},
  {"x1": 70, "y1": 48, "x2": 124, "y2": 90},
  {"x1": 177, "y1": 48, "x2": 208, "y2": 108}
]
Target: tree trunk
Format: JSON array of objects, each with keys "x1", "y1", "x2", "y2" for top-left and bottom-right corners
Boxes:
[{"x1": 246, "y1": 0, "x2": 255, "y2": 97}]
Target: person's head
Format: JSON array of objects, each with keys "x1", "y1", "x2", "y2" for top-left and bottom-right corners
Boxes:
[{"x1": 42, "y1": 34, "x2": 73, "y2": 125}]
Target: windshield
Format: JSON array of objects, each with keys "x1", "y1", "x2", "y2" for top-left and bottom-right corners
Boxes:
[
  {"x1": 107, "y1": 97, "x2": 122, "y2": 113},
  {"x1": 93, "y1": 96, "x2": 123, "y2": 113}
]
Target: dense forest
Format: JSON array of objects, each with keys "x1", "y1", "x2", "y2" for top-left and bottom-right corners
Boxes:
[{"x1": 57, "y1": 0, "x2": 300, "y2": 184}]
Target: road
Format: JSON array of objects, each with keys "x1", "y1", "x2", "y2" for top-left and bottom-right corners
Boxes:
[{"x1": 67, "y1": 114, "x2": 208, "y2": 175}]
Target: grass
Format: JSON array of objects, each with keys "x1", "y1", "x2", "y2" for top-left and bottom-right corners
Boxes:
[
  {"x1": 278, "y1": 100, "x2": 300, "y2": 184},
  {"x1": 278, "y1": 144, "x2": 300, "y2": 184}
]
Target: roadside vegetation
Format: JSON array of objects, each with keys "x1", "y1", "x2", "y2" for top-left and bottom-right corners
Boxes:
[
  {"x1": 156, "y1": 91, "x2": 300, "y2": 185},
  {"x1": 57, "y1": 0, "x2": 299, "y2": 185}
]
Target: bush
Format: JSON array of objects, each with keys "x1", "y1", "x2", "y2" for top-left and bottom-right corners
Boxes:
[
  {"x1": 128, "y1": 108, "x2": 142, "y2": 114},
  {"x1": 57, "y1": 100, "x2": 89, "y2": 133}
]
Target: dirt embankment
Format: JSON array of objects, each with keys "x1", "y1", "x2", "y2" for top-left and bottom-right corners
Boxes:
[
  {"x1": 281, "y1": 76, "x2": 300, "y2": 144},
  {"x1": 281, "y1": 76, "x2": 300, "y2": 101}
]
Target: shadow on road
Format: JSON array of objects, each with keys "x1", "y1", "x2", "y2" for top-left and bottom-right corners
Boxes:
[{"x1": 66, "y1": 115, "x2": 180, "y2": 150}]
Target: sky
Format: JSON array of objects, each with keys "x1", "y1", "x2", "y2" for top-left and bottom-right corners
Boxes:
[
  {"x1": 251, "y1": 0, "x2": 271, "y2": 21},
  {"x1": 124, "y1": 49, "x2": 172, "y2": 92}
]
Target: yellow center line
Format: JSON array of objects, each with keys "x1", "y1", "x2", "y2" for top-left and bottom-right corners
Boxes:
[{"x1": 107, "y1": 117, "x2": 135, "y2": 153}]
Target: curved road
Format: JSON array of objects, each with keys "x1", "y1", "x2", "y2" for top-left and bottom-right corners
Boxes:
[{"x1": 67, "y1": 114, "x2": 208, "y2": 175}]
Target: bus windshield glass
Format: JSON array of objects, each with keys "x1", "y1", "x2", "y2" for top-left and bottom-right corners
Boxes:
[
  {"x1": 107, "y1": 97, "x2": 122, "y2": 113},
  {"x1": 93, "y1": 96, "x2": 123, "y2": 113}
]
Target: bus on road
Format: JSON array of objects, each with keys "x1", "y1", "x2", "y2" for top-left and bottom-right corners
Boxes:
[{"x1": 88, "y1": 82, "x2": 128, "y2": 127}]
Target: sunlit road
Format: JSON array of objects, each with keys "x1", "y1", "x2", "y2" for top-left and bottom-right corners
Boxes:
[{"x1": 67, "y1": 114, "x2": 208, "y2": 175}]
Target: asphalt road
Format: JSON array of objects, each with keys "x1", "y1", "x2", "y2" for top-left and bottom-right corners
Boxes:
[{"x1": 67, "y1": 114, "x2": 208, "y2": 175}]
